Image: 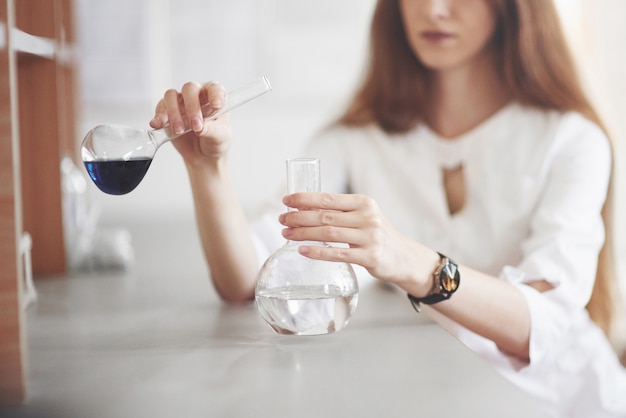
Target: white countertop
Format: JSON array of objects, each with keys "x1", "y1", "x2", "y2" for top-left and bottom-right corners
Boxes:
[{"x1": 1, "y1": 219, "x2": 548, "y2": 418}]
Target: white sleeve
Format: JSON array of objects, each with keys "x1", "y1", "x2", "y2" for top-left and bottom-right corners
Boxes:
[
  {"x1": 250, "y1": 203, "x2": 284, "y2": 269},
  {"x1": 499, "y1": 113, "x2": 612, "y2": 365}
]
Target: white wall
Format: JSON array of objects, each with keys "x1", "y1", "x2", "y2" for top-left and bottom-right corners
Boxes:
[{"x1": 75, "y1": 0, "x2": 376, "y2": 224}]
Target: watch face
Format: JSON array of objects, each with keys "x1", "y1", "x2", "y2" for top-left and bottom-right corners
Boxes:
[{"x1": 439, "y1": 262, "x2": 460, "y2": 293}]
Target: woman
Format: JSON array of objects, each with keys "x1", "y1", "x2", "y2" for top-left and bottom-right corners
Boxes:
[{"x1": 151, "y1": 0, "x2": 626, "y2": 416}]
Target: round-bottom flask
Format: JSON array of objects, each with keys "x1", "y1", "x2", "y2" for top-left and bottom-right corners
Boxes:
[{"x1": 255, "y1": 158, "x2": 358, "y2": 335}]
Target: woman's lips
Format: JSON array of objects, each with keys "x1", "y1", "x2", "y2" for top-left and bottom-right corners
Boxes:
[{"x1": 421, "y1": 31, "x2": 455, "y2": 42}]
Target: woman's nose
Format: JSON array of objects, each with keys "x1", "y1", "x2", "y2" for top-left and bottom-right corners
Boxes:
[{"x1": 425, "y1": 0, "x2": 452, "y2": 21}]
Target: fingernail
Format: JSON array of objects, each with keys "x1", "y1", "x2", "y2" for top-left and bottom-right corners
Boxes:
[
  {"x1": 191, "y1": 116, "x2": 202, "y2": 132},
  {"x1": 174, "y1": 121, "x2": 185, "y2": 134},
  {"x1": 278, "y1": 213, "x2": 286, "y2": 224},
  {"x1": 212, "y1": 99, "x2": 223, "y2": 108},
  {"x1": 282, "y1": 228, "x2": 292, "y2": 238}
]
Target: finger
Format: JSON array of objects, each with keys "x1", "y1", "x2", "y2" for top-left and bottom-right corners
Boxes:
[
  {"x1": 185, "y1": 82, "x2": 227, "y2": 138},
  {"x1": 282, "y1": 225, "x2": 370, "y2": 247},
  {"x1": 297, "y1": 244, "x2": 372, "y2": 267},
  {"x1": 199, "y1": 81, "x2": 227, "y2": 118},
  {"x1": 204, "y1": 81, "x2": 227, "y2": 107},
  {"x1": 283, "y1": 192, "x2": 375, "y2": 213},
  {"x1": 150, "y1": 99, "x2": 168, "y2": 129},
  {"x1": 279, "y1": 209, "x2": 364, "y2": 229},
  {"x1": 181, "y1": 81, "x2": 204, "y2": 134},
  {"x1": 163, "y1": 88, "x2": 186, "y2": 135}
]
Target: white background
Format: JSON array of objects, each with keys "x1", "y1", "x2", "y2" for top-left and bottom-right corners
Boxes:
[{"x1": 75, "y1": 0, "x2": 376, "y2": 221}]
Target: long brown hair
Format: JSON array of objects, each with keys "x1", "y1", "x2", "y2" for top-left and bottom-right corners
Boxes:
[{"x1": 340, "y1": 0, "x2": 619, "y2": 338}]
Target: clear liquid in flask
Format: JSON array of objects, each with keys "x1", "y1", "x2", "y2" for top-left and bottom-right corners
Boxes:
[{"x1": 256, "y1": 285, "x2": 357, "y2": 335}]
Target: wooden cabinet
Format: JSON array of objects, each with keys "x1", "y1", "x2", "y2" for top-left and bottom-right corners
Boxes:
[
  {"x1": 0, "y1": 0, "x2": 25, "y2": 406},
  {"x1": 17, "y1": 0, "x2": 77, "y2": 275},
  {"x1": 0, "y1": 0, "x2": 77, "y2": 405}
]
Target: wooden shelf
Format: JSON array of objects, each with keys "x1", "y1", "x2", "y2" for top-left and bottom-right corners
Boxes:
[
  {"x1": 16, "y1": 0, "x2": 77, "y2": 276},
  {"x1": 1, "y1": 1, "x2": 25, "y2": 405},
  {"x1": 11, "y1": 26, "x2": 55, "y2": 57},
  {"x1": 0, "y1": 0, "x2": 78, "y2": 406}
]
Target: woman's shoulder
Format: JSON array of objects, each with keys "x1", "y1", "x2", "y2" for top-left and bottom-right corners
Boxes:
[
  {"x1": 496, "y1": 104, "x2": 613, "y2": 186},
  {"x1": 507, "y1": 103, "x2": 607, "y2": 143},
  {"x1": 498, "y1": 103, "x2": 610, "y2": 158}
]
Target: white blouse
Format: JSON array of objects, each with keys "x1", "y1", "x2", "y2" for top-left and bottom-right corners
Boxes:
[{"x1": 250, "y1": 102, "x2": 626, "y2": 417}]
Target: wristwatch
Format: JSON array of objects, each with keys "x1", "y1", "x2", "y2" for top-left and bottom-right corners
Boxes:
[{"x1": 407, "y1": 252, "x2": 460, "y2": 312}]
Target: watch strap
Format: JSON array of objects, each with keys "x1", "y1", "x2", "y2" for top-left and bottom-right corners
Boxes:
[
  {"x1": 407, "y1": 292, "x2": 450, "y2": 313},
  {"x1": 407, "y1": 252, "x2": 458, "y2": 313}
]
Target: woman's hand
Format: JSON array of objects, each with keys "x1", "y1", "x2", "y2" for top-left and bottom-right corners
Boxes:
[
  {"x1": 150, "y1": 81, "x2": 232, "y2": 165},
  {"x1": 279, "y1": 192, "x2": 438, "y2": 297}
]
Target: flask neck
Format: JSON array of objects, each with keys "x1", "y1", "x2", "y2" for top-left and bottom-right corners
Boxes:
[
  {"x1": 147, "y1": 125, "x2": 177, "y2": 147},
  {"x1": 287, "y1": 158, "x2": 320, "y2": 195},
  {"x1": 285, "y1": 158, "x2": 322, "y2": 242}
]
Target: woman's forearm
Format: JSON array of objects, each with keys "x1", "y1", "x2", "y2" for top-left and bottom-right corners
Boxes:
[
  {"x1": 431, "y1": 266, "x2": 531, "y2": 361},
  {"x1": 187, "y1": 159, "x2": 259, "y2": 302}
]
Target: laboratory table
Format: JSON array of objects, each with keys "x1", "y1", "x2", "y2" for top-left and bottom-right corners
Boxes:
[{"x1": 1, "y1": 220, "x2": 548, "y2": 418}]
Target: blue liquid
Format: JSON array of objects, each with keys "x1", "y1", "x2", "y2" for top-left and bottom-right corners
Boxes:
[{"x1": 84, "y1": 159, "x2": 152, "y2": 195}]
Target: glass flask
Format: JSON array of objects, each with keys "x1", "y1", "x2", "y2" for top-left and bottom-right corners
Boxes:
[
  {"x1": 81, "y1": 75, "x2": 271, "y2": 195},
  {"x1": 255, "y1": 158, "x2": 359, "y2": 335}
]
